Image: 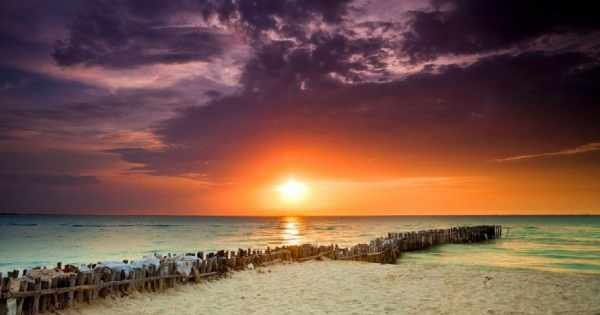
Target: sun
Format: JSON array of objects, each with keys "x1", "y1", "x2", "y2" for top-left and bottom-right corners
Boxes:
[{"x1": 276, "y1": 178, "x2": 308, "y2": 203}]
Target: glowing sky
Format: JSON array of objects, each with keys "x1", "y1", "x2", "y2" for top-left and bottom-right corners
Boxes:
[{"x1": 1, "y1": 1, "x2": 600, "y2": 215}]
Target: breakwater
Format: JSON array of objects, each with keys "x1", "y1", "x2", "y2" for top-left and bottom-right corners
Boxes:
[{"x1": 0, "y1": 225, "x2": 501, "y2": 315}]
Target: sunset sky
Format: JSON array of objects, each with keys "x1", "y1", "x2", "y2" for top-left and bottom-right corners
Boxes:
[{"x1": 1, "y1": 0, "x2": 599, "y2": 215}]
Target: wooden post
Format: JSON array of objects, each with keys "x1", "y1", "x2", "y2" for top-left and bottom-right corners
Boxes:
[
  {"x1": 90, "y1": 272, "x2": 99, "y2": 302},
  {"x1": 152, "y1": 266, "x2": 160, "y2": 292},
  {"x1": 194, "y1": 266, "x2": 203, "y2": 283},
  {"x1": 130, "y1": 269, "x2": 137, "y2": 293},
  {"x1": 49, "y1": 277, "x2": 58, "y2": 311},
  {"x1": 75, "y1": 272, "x2": 84, "y2": 304},
  {"x1": 131, "y1": 269, "x2": 137, "y2": 293},
  {"x1": 126, "y1": 270, "x2": 133, "y2": 294},
  {"x1": 39, "y1": 280, "x2": 49, "y2": 313},
  {"x1": 146, "y1": 267, "x2": 153, "y2": 292},
  {"x1": 155, "y1": 266, "x2": 161, "y2": 290},
  {"x1": 144, "y1": 267, "x2": 150, "y2": 292},
  {"x1": 0, "y1": 276, "x2": 9, "y2": 315},
  {"x1": 139, "y1": 268, "x2": 146, "y2": 293},
  {"x1": 141, "y1": 268, "x2": 147, "y2": 292},
  {"x1": 138, "y1": 268, "x2": 144, "y2": 293},
  {"x1": 110, "y1": 270, "x2": 117, "y2": 297},
  {"x1": 31, "y1": 277, "x2": 41, "y2": 315},
  {"x1": 140, "y1": 268, "x2": 145, "y2": 292},
  {"x1": 66, "y1": 274, "x2": 76, "y2": 307},
  {"x1": 82, "y1": 273, "x2": 91, "y2": 303},
  {"x1": 154, "y1": 265, "x2": 160, "y2": 291},
  {"x1": 170, "y1": 262, "x2": 176, "y2": 288},
  {"x1": 117, "y1": 270, "x2": 124, "y2": 296},
  {"x1": 142, "y1": 266, "x2": 148, "y2": 291},
  {"x1": 98, "y1": 270, "x2": 107, "y2": 298},
  {"x1": 151, "y1": 266, "x2": 156, "y2": 291},
  {"x1": 15, "y1": 278, "x2": 26, "y2": 315}
]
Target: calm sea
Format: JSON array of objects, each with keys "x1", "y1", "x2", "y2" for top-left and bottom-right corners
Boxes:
[{"x1": 1, "y1": 215, "x2": 599, "y2": 274}]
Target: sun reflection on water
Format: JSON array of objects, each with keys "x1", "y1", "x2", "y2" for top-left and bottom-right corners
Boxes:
[{"x1": 282, "y1": 217, "x2": 302, "y2": 245}]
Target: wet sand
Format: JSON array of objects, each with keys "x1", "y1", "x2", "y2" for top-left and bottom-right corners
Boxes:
[{"x1": 61, "y1": 260, "x2": 600, "y2": 315}]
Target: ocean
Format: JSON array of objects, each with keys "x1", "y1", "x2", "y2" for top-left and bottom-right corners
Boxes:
[{"x1": 1, "y1": 215, "x2": 599, "y2": 274}]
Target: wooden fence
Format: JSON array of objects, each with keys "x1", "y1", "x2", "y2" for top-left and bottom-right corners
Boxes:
[{"x1": 0, "y1": 225, "x2": 501, "y2": 315}]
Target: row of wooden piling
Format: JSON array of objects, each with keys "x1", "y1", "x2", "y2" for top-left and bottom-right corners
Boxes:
[
  {"x1": 330, "y1": 225, "x2": 503, "y2": 264},
  {"x1": 0, "y1": 225, "x2": 501, "y2": 315}
]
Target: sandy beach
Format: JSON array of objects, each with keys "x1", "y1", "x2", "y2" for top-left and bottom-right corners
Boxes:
[{"x1": 59, "y1": 259, "x2": 600, "y2": 315}]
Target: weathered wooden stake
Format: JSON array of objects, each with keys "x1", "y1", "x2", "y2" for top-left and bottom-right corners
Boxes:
[
  {"x1": 31, "y1": 278, "x2": 41, "y2": 315},
  {"x1": 66, "y1": 274, "x2": 76, "y2": 307},
  {"x1": 50, "y1": 277, "x2": 58, "y2": 311},
  {"x1": 15, "y1": 278, "x2": 26, "y2": 315},
  {"x1": 0, "y1": 276, "x2": 9, "y2": 315}
]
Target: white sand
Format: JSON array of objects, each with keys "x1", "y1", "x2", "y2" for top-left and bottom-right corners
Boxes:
[{"x1": 61, "y1": 260, "x2": 600, "y2": 315}]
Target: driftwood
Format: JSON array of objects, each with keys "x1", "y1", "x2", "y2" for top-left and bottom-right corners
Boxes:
[{"x1": 0, "y1": 225, "x2": 501, "y2": 315}]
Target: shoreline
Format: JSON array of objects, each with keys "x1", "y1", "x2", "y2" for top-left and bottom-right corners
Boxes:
[{"x1": 60, "y1": 259, "x2": 600, "y2": 315}]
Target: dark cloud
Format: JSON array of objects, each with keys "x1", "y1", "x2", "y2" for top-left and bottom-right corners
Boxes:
[
  {"x1": 403, "y1": 0, "x2": 600, "y2": 62},
  {"x1": 51, "y1": 0, "x2": 353, "y2": 69},
  {"x1": 240, "y1": 32, "x2": 390, "y2": 93},
  {"x1": 52, "y1": 1, "x2": 227, "y2": 68},
  {"x1": 202, "y1": 0, "x2": 351, "y2": 38},
  {"x1": 0, "y1": 65, "x2": 234, "y2": 144},
  {"x1": 0, "y1": 1, "x2": 81, "y2": 46},
  {"x1": 52, "y1": 0, "x2": 361, "y2": 72},
  {"x1": 0, "y1": 173, "x2": 99, "y2": 186},
  {"x1": 110, "y1": 50, "x2": 600, "y2": 181}
]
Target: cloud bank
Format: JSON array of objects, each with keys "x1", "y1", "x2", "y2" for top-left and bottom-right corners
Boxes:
[{"x1": 1, "y1": 0, "x2": 600, "y2": 212}]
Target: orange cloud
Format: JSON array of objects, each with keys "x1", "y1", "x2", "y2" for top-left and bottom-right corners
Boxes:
[{"x1": 495, "y1": 142, "x2": 600, "y2": 162}]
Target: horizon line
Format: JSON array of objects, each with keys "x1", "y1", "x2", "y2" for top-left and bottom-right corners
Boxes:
[{"x1": 1, "y1": 212, "x2": 599, "y2": 217}]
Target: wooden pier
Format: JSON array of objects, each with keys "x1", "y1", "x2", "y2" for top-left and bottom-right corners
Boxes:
[{"x1": 0, "y1": 225, "x2": 501, "y2": 315}]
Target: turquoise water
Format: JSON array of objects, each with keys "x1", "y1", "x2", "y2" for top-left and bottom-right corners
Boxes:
[{"x1": 1, "y1": 215, "x2": 599, "y2": 274}]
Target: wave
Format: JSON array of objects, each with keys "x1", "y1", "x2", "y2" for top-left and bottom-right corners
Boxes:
[{"x1": 6, "y1": 223, "x2": 38, "y2": 226}]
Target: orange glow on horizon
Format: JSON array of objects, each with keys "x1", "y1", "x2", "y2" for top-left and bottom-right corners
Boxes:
[{"x1": 129, "y1": 138, "x2": 600, "y2": 216}]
